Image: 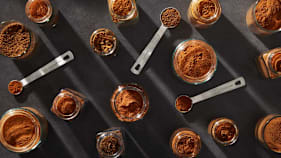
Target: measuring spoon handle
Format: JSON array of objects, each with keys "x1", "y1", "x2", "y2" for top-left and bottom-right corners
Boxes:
[
  {"x1": 21, "y1": 51, "x2": 74, "y2": 87},
  {"x1": 191, "y1": 77, "x2": 246, "y2": 104},
  {"x1": 131, "y1": 24, "x2": 168, "y2": 75}
]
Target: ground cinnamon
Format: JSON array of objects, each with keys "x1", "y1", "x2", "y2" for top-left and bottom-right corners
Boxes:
[
  {"x1": 198, "y1": 0, "x2": 216, "y2": 19},
  {"x1": 100, "y1": 136, "x2": 120, "y2": 155},
  {"x1": 8, "y1": 80, "x2": 23, "y2": 95},
  {"x1": 112, "y1": 0, "x2": 132, "y2": 16},
  {"x1": 255, "y1": 0, "x2": 281, "y2": 30},
  {"x1": 115, "y1": 90, "x2": 143, "y2": 119},
  {"x1": 214, "y1": 122, "x2": 236, "y2": 142},
  {"x1": 0, "y1": 22, "x2": 31, "y2": 58},
  {"x1": 175, "y1": 96, "x2": 192, "y2": 112},
  {"x1": 57, "y1": 96, "x2": 76, "y2": 115},
  {"x1": 264, "y1": 117, "x2": 281, "y2": 151},
  {"x1": 3, "y1": 115, "x2": 35, "y2": 147},
  {"x1": 29, "y1": 0, "x2": 49, "y2": 19},
  {"x1": 161, "y1": 8, "x2": 181, "y2": 28}
]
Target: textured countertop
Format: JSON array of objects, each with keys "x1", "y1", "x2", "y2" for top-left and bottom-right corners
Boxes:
[{"x1": 0, "y1": 0, "x2": 281, "y2": 158}]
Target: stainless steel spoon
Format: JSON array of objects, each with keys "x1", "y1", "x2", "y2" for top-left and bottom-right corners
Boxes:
[
  {"x1": 130, "y1": 7, "x2": 181, "y2": 75},
  {"x1": 175, "y1": 77, "x2": 246, "y2": 113}
]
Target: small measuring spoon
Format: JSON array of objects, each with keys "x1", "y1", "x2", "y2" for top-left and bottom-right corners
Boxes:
[
  {"x1": 131, "y1": 7, "x2": 181, "y2": 75},
  {"x1": 175, "y1": 77, "x2": 246, "y2": 113},
  {"x1": 8, "y1": 51, "x2": 74, "y2": 95}
]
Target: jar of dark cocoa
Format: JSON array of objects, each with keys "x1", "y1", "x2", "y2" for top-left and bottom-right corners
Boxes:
[
  {"x1": 0, "y1": 21, "x2": 37, "y2": 59},
  {"x1": 51, "y1": 88, "x2": 86, "y2": 120},
  {"x1": 107, "y1": 0, "x2": 139, "y2": 25}
]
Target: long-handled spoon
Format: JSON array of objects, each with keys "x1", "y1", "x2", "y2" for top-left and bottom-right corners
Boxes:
[
  {"x1": 8, "y1": 51, "x2": 74, "y2": 95},
  {"x1": 175, "y1": 77, "x2": 246, "y2": 113},
  {"x1": 130, "y1": 7, "x2": 181, "y2": 75}
]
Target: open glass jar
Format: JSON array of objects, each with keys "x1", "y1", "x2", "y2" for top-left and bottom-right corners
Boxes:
[
  {"x1": 0, "y1": 107, "x2": 48, "y2": 153},
  {"x1": 188, "y1": 0, "x2": 222, "y2": 28},
  {"x1": 257, "y1": 47, "x2": 281, "y2": 79},
  {"x1": 96, "y1": 127, "x2": 125, "y2": 158},
  {"x1": 246, "y1": 0, "x2": 281, "y2": 35},
  {"x1": 51, "y1": 88, "x2": 86, "y2": 120},
  {"x1": 110, "y1": 83, "x2": 149, "y2": 122},
  {"x1": 0, "y1": 21, "x2": 37, "y2": 59},
  {"x1": 172, "y1": 39, "x2": 217, "y2": 85},
  {"x1": 107, "y1": 0, "x2": 139, "y2": 25}
]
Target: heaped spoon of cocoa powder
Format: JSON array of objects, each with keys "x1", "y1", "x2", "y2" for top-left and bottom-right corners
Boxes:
[
  {"x1": 175, "y1": 77, "x2": 246, "y2": 113},
  {"x1": 8, "y1": 51, "x2": 74, "y2": 95},
  {"x1": 131, "y1": 7, "x2": 181, "y2": 75}
]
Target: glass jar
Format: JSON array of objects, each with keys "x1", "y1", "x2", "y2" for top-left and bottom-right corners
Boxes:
[
  {"x1": 208, "y1": 117, "x2": 239, "y2": 146},
  {"x1": 246, "y1": 0, "x2": 281, "y2": 35},
  {"x1": 90, "y1": 28, "x2": 117, "y2": 56},
  {"x1": 110, "y1": 83, "x2": 149, "y2": 122},
  {"x1": 172, "y1": 39, "x2": 217, "y2": 85},
  {"x1": 170, "y1": 128, "x2": 201, "y2": 157},
  {"x1": 255, "y1": 114, "x2": 281, "y2": 153},
  {"x1": 96, "y1": 127, "x2": 125, "y2": 158},
  {"x1": 25, "y1": 0, "x2": 59, "y2": 27},
  {"x1": 257, "y1": 48, "x2": 281, "y2": 79},
  {"x1": 107, "y1": 0, "x2": 139, "y2": 25},
  {"x1": 0, "y1": 107, "x2": 48, "y2": 153},
  {"x1": 0, "y1": 21, "x2": 37, "y2": 59},
  {"x1": 188, "y1": 0, "x2": 222, "y2": 28},
  {"x1": 51, "y1": 88, "x2": 86, "y2": 120}
]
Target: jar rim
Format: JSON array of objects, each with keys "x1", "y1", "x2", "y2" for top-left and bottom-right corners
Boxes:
[{"x1": 96, "y1": 132, "x2": 124, "y2": 157}]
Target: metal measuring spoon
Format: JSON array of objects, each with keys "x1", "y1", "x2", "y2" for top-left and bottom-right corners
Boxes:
[
  {"x1": 130, "y1": 7, "x2": 181, "y2": 75},
  {"x1": 175, "y1": 77, "x2": 246, "y2": 113},
  {"x1": 8, "y1": 51, "x2": 74, "y2": 95}
]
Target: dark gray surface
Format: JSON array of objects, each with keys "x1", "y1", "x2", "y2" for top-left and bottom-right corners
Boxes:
[{"x1": 0, "y1": 0, "x2": 281, "y2": 157}]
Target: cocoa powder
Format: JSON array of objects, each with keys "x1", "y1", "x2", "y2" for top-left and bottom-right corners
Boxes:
[
  {"x1": 255, "y1": 0, "x2": 281, "y2": 30},
  {"x1": 100, "y1": 136, "x2": 120, "y2": 155},
  {"x1": 0, "y1": 22, "x2": 31, "y2": 58},
  {"x1": 198, "y1": 0, "x2": 216, "y2": 19},
  {"x1": 264, "y1": 117, "x2": 281, "y2": 151},
  {"x1": 112, "y1": 0, "x2": 132, "y2": 16},
  {"x1": 3, "y1": 115, "x2": 35, "y2": 147},
  {"x1": 8, "y1": 80, "x2": 23, "y2": 95},
  {"x1": 57, "y1": 96, "x2": 76, "y2": 115},
  {"x1": 115, "y1": 90, "x2": 143, "y2": 118},
  {"x1": 161, "y1": 8, "x2": 181, "y2": 27},
  {"x1": 29, "y1": 0, "x2": 49, "y2": 19},
  {"x1": 175, "y1": 96, "x2": 192, "y2": 112},
  {"x1": 215, "y1": 122, "x2": 236, "y2": 142}
]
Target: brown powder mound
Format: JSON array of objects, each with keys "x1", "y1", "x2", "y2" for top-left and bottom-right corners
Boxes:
[
  {"x1": 8, "y1": 80, "x2": 23, "y2": 95},
  {"x1": 176, "y1": 136, "x2": 196, "y2": 155},
  {"x1": 112, "y1": 0, "x2": 132, "y2": 16},
  {"x1": 57, "y1": 96, "x2": 76, "y2": 115},
  {"x1": 198, "y1": 0, "x2": 216, "y2": 19},
  {"x1": 255, "y1": 0, "x2": 281, "y2": 30},
  {"x1": 161, "y1": 8, "x2": 181, "y2": 27},
  {"x1": 100, "y1": 136, "x2": 120, "y2": 155},
  {"x1": 264, "y1": 117, "x2": 281, "y2": 151},
  {"x1": 175, "y1": 96, "x2": 192, "y2": 112},
  {"x1": 0, "y1": 22, "x2": 31, "y2": 58},
  {"x1": 3, "y1": 115, "x2": 35, "y2": 147},
  {"x1": 177, "y1": 43, "x2": 212, "y2": 78},
  {"x1": 29, "y1": 0, "x2": 49, "y2": 19},
  {"x1": 271, "y1": 53, "x2": 281, "y2": 72},
  {"x1": 215, "y1": 122, "x2": 236, "y2": 142},
  {"x1": 115, "y1": 90, "x2": 143, "y2": 118}
]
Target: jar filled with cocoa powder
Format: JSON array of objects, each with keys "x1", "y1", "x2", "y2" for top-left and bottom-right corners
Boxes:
[
  {"x1": 172, "y1": 39, "x2": 217, "y2": 85},
  {"x1": 188, "y1": 0, "x2": 222, "y2": 28},
  {"x1": 51, "y1": 89, "x2": 86, "y2": 120},
  {"x1": 170, "y1": 128, "x2": 201, "y2": 157},
  {"x1": 257, "y1": 47, "x2": 281, "y2": 79},
  {"x1": 0, "y1": 21, "x2": 37, "y2": 59},
  {"x1": 246, "y1": 0, "x2": 281, "y2": 35},
  {"x1": 110, "y1": 83, "x2": 149, "y2": 122},
  {"x1": 107, "y1": 0, "x2": 139, "y2": 25},
  {"x1": 0, "y1": 107, "x2": 48, "y2": 153},
  {"x1": 255, "y1": 114, "x2": 281, "y2": 153},
  {"x1": 96, "y1": 127, "x2": 125, "y2": 158}
]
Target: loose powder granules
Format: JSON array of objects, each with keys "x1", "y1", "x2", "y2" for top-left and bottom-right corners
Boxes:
[
  {"x1": 91, "y1": 30, "x2": 116, "y2": 54},
  {"x1": 255, "y1": 0, "x2": 281, "y2": 30},
  {"x1": 177, "y1": 42, "x2": 213, "y2": 78},
  {"x1": 57, "y1": 96, "x2": 76, "y2": 115},
  {"x1": 8, "y1": 80, "x2": 23, "y2": 95},
  {"x1": 100, "y1": 136, "x2": 120, "y2": 155},
  {"x1": 0, "y1": 22, "x2": 31, "y2": 58},
  {"x1": 3, "y1": 115, "x2": 35, "y2": 147},
  {"x1": 271, "y1": 53, "x2": 281, "y2": 72},
  {"x1": 161, "y1": 8, "x2": 181, "y2": 27},
  {"x1": 115, "y1": 90, "x2": 143, "y2": 119},
  {"x1": 215, "y1": 122, "x2": 236, "y2": 142},
  {"x1": 29, "y1": 0, "x2": 49, "y2": 19},
  {"x1": 176, "y1": 136, "x2": 196, "y2": 155},
  {"x1": 198, "y1": 0, "x2": 216, "y2": 19},
  {"x1": 175, "y1": 96, "x2": 192, "y2": 112},
  {"x1": 112, "y1": 0, "x2": 132, "y2": 16},
  {"x1": 264, "y1": 117, "x2": 281, "y2": 152}
]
